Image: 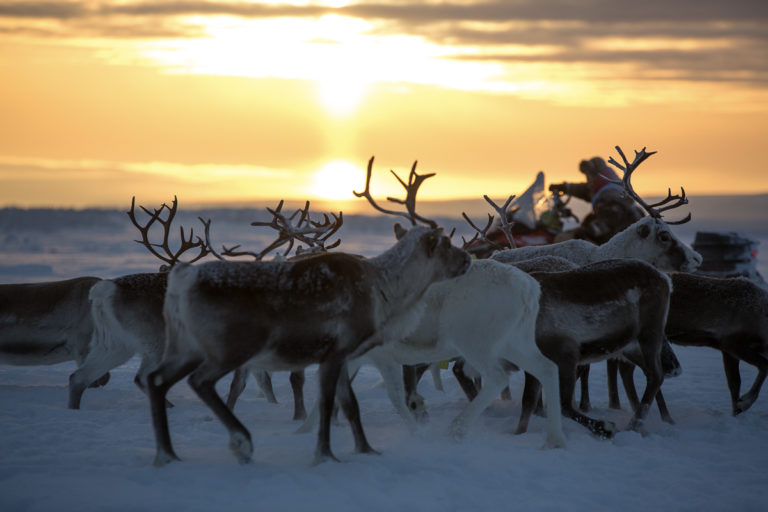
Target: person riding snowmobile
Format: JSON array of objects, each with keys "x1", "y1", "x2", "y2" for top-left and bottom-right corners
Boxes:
[{"x1": 549, "y1": 157, "x2": 644, "y2": 245}]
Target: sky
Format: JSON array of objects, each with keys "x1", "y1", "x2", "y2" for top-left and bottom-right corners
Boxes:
[{"x1": 1, "y1": 0, "x2": 767, "y2": 211}]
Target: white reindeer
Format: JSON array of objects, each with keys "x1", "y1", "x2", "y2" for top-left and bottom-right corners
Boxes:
[
  {"x1": 299, "y1": 159, "x2": 566, "y2": 448},
  {"x1": 300, "y1": 258, "x2": 566, "y2": 448}
]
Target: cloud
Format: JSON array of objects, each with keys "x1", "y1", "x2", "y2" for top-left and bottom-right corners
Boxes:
[{"x1": 1, "y1": 1, "x2": 766, "y2": 86}]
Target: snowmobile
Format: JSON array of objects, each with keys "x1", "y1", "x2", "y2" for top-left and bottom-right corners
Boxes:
[{"x1": 463, "y1": 171, "x2": 580, "y2": 259}]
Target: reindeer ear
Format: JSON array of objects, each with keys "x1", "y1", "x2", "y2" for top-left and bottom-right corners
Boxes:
[
  {"x1": 394, "y1": 223, "x2": 408, "y2": 240},
  {"x1": 636, "y1": 221, "x2": 651, "y2": 239}
]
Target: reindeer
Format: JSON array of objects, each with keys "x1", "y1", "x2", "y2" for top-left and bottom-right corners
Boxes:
[
  {"x1": 299, "y1": 158, "x2": 566, "y2": 448},
  {"x1": 147, "y1": 176, "x2": 471, "y2": 465},
  {"x1": 593, "y1": 272, "x2": 768, "y2": 417},
  {"x1": 211, "y1": 200, "x2": 344, "y2": 420},
  {"x1": 69, "y1": 197, "x2": 343, "y2": 412},
  {"x1": 0, "y1": 276, "x2": 110, "y2": 393},
  {"x1": 67, "y1": 196, "x2": 211, "y2": 409},
  {"x1": 513, "y1": 258, "x2": 672, "y2": 437},
  {"x1": 450, "y1": 148, "x2": 693, "y2": 434}
]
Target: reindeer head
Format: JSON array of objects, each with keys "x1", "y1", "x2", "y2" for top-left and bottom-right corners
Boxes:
[{"x1": 607, "y1": 147, "x2": 702, "y2": 273}]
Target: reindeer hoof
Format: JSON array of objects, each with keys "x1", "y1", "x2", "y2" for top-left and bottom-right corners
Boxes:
[
  {"x1": 735, "y1": 396, "x2": 754, "y2": 415},
  {"x1": 153, "y1": 450, "x2": 180, "y2": 467},
  {"x1": 594, "y1": 421, "x2": 617, "y2": 439},
  {"x1": 312, "y1": 451, "x2": 340, "y2": 466},
  {"x1": 543, "y1": 435, "x2": 567, "y2": 450},
  {"x1": 358, "y1": 445, "x2": 381, "y2": 456},
  {"x1": 447, "y1": 420, "x2": 468, "y2": 440},
  {"x1": 229, "y1": 432, "x2": 253, "y2": 464}
]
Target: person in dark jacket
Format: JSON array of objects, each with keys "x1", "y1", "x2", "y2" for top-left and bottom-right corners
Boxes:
[{"x1": 549, "y1": 157, "x2": 644, "y2": 244}]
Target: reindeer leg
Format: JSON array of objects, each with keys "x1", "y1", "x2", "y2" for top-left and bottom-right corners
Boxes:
[
  {"x1": 314, "y1": 358, "x2": 344, "y2": 465},
  {"x1": 721, "y1": 342, "x2": 768, "y2": 415},
  {"x1": 627, "y1": 347, "x2": 664, "y2": 434},
  {"x1": 505, "y1": 345, "x2": 565, "y2": 449},
  {"x1": 369, "y1": 351, "x2": 421, "y2": 430},
  {"x1": 721, "y1": 351, "x2": 743, "y2": 415},
  {"x1": 577, "y1": 364, "x2": 591, "y2": 411},
  {"x1": 134, "y1": 350, "x2": 174, "y2": 408},
  {"x1": 515, "y1": 372, "x2": 541, "y2": 435},
  {"x1": 618, "y1": 361, "x2": 640, "y2": 411},
  {"x1": 448, "y1": 363, "x2": 507, "y2": 439},
  {"x1": 429, "y1": 363, "x2": 445, "y2": 392},
  {"x1": 623, "y1": 360, "x2": 674, "y2": 424},
  {"x1": 452, "y1": 359, "x2": 479, "y2": 401},
  {"x1": 290, "y1": 370, "x2": 307, "y2": 421},
  {"x1": 147, "y1": 355, "x2": 203, "y2": 466},
  {"x1": 68, "y1": 340, "x2": 134, "y2": 409},
  {"x1": 336, "y1": 363, "x2": 379, "y2": 455},
  {"x1": 735, "y1": 365, "x2": 767, "y2": 415},
  {"x1": 255, "y1": 371, "x2": 278, "y2": 404},
  {"x1": 225, "y1": 367, "x2": 249, "y2": 411},
  {"x1": 607, "y1": 359, "x2": 622, "y2": 409},
  {"x1": 654, "y1": 388, "x2": 674, "y2": 424},
  {"x1": 187, "y1": 361, "x2": 254, "y2": 464},
  {"x1": 560, "y1": 363, "x2": 617, "y2": 439}
]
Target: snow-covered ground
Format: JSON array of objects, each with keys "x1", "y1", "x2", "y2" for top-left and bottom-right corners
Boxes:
[
  {"x1": 1, "y1": 347, "x2": 767, "y2": 512},
  {"x1": 1, "y1": 202, "x2": 767, "y2": 512}
]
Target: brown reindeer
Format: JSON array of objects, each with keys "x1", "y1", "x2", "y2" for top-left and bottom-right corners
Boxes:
[
  {"x1": 596, "y1": 272, "x2": 768, "y2": 417},
  {"x1": 516, "y1": 258, "x2": 672, "y2": 437},
  {"x1": 0, "y1": 276, "x2": 107, "y2": 394},
  {"x1": 148, "y1": 171, "x2": 471, "y2": 465}
]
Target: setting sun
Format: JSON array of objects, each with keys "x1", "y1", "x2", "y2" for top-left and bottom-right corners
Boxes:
[{"x1": 311, "y1": 161, "x2": 364, "y2": 200}]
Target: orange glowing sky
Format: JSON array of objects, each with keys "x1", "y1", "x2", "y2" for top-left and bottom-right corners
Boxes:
[{"x1": 1, "y1": 0, "x2": 767, "y2": 211}]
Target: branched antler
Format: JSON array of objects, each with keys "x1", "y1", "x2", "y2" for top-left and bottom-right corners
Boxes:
[
  {"x1": 353, "y1": 156, "x2": 438, "y2": 228},
  {"x1": 461, "y1": 195, "x2": 519, "y2": 251},
  {"x1": 202, "y1": 200, "x2": 343, "y2": 261},
  {"x1": 127, "y1": 196, "x2": 210, "y2": 272},
  {"x1": 607, "y1": 146, "x2": 691, "y2": 225}
]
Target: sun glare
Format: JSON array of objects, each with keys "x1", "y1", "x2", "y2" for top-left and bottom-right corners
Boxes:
[{"x1": 312, "y1": 161, "x2": 363, "y2": 200}]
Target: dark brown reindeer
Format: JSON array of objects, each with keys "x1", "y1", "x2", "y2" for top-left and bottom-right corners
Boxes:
[
  {"x1": 0, "y1": 276, "x2": 109, "y2": 396},
  {"x1": 514, "y1": 258, "x2": 672, "y2": 438},
  {"x1": 147, "y1": 170, "x2": 471, "y2": 466},
  {"x1": 68, "y1": 196, "x2": 211, "y2": 409},
  {"x1": 209, "y1": 200, "x2": 344, "y2": 420},
  {"x1": 593, "y1": 272, "x2": 768, "y2": 417}
]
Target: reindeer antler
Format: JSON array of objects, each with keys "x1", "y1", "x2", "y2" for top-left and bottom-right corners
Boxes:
[
  {"x1": 128, "y1": 196, "x2": 210, "y2": 271},
  {"x1": 202, "y1": 200, "x2": 343, "y2": 261},
  {"x1": 461, "y1": 195, "x2": 519, "y2": 251},
  {"x1": 353, "y1": 156, "x2": 438, "y2": 228},
  {"x1": 607, "y1": 146, "x2": 691, "y2": 225}
]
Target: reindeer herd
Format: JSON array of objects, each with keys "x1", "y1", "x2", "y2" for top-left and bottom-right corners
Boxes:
[{"x1": 1, "y1": 146, "x2": 766, "y2": 467}]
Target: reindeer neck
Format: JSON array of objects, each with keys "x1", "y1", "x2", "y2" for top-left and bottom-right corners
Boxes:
[
  {"x1": 367, "y1": 231, "x2": 429, "y2": 315},
  {"x1": 595, "y1": 227, "x2": 637, "y2": 262}
]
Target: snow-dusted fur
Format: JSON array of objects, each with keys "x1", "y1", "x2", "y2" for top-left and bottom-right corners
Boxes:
[
  {"x1": 300, "y1": 259, "x2": 566, "y2": 449},
  {"x1": 68, "y1": 275, "x2": 167, "y2": 409},
  {"x1": 492, "y1": 217, "x2": 702, "y2": 273},
  {"x1": 150, "y1": 225, "x2": 471, "y2": 466}
]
